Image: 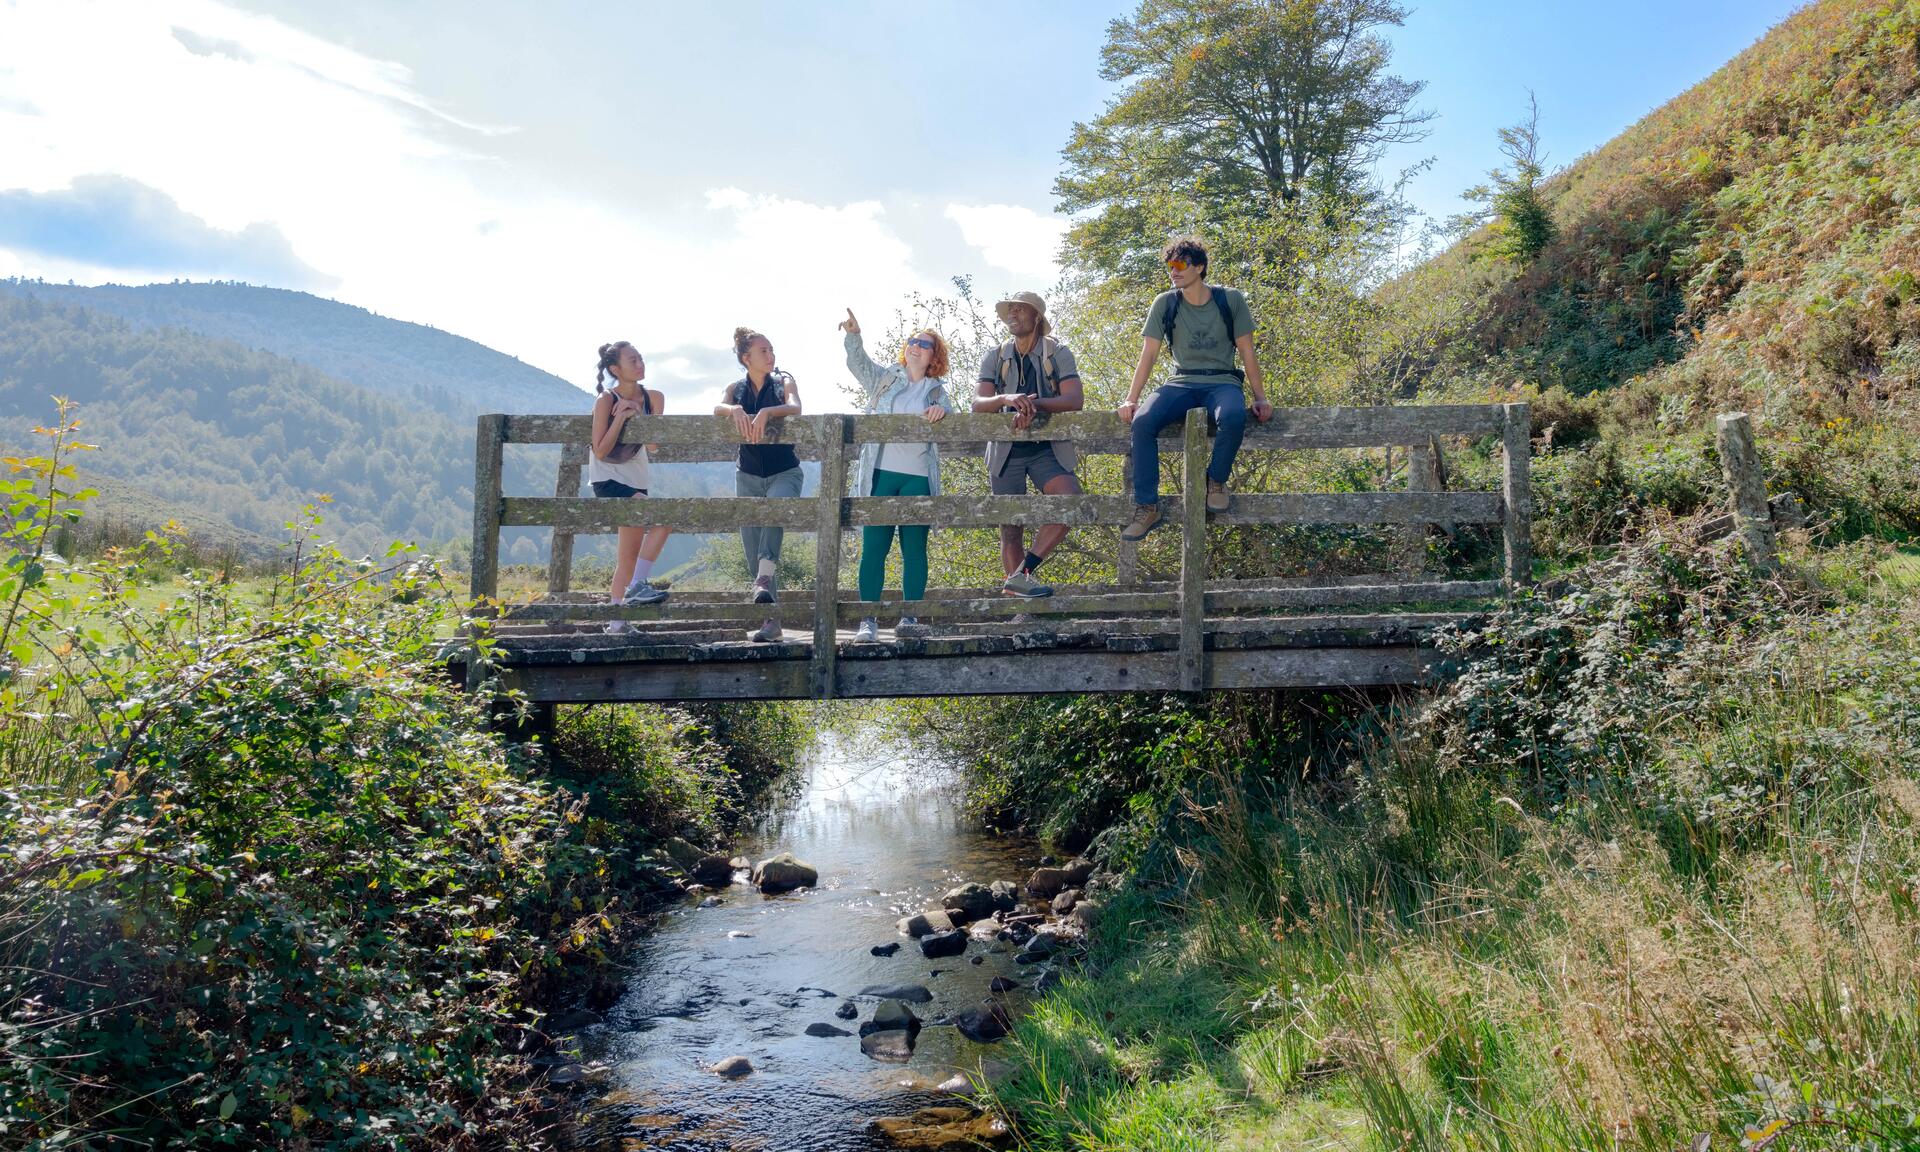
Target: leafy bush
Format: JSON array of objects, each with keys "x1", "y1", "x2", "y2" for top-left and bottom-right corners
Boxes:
[{"x1": 0, "y1": 411, "x2": 801, "y2": 1148}]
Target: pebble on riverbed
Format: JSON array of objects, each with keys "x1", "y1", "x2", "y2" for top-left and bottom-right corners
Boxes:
[{"x1": 710, "y1": 1055, "x2": 754, "y2": 1079}]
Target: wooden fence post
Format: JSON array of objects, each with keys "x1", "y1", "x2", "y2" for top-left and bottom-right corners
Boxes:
[
  {"x1": 1715, "y1": 411, "x2": 1778, "y2": 572},
  {"x1": 1116, "y1": 449, "x2": 1139, "y2": 586},
  {"x1": 1178, "y1": 408, "x2": 1207, "y2": 692},
  {"x1": 470, "y1": 414, "x2": 506, "y2": 601},
  {"x1": 1500, "y1": 403, "x2": 1533, "y2": 586},
  {"x1": 467, "y1": 413, "x2": 507, "y2": 695},
  {"x1": 810, "y1": 416, "x2": 848, "y2": 699},
  {"x1": 547, "y1": 443, "x2": 584, "y2": 594}
]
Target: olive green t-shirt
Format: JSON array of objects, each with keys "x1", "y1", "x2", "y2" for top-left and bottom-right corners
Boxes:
[{"x1": 1141, "y1": 286, "x2": 1255, "y2": 386}]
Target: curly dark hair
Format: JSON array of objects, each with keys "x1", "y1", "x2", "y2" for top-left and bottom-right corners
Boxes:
[{"x1": 1161, "y1": 235, "x2": 1209, "y2": 274}]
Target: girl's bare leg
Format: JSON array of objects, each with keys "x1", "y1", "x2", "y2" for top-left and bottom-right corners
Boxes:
[
  {"x1": 639, "y1": 526, "x2": 673, "y2": 566},
  {"x1": 611, "y1": 524, "x2": 647, "y2": 602}
]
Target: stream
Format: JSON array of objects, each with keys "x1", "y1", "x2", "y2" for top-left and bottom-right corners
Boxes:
[{"x1": 569, "y1": 730, "x2": 1050, "y2": 1150}]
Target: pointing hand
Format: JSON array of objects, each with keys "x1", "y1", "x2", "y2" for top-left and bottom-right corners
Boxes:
[{"x1": 838, "y1": 308, "x2": 860, "y2": 335}]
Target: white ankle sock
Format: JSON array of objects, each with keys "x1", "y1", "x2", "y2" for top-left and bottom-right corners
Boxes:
[
  {"x1": 757, "y1": 558, "x2": 777, "y2": 580},
  {"x1": 631, "y1": 557, "x2": 653, "y2": 583}
]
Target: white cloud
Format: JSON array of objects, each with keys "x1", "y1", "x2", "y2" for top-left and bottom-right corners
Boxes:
[
  {"x1": 944, "y1": 202, "x2": 1069, "y2": 285},
  {"x1": 0, "y1": 1, "x2": 979, "y2": 413}
]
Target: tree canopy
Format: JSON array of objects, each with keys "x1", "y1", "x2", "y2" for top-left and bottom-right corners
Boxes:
[{"x1": 1057, "y1": 0, "x2": 1433, "y2": 278}]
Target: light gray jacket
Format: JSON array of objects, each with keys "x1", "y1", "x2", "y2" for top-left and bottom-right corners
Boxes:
[{"x1": 845, "y1": 331, "x2": 954, "y2": 497}]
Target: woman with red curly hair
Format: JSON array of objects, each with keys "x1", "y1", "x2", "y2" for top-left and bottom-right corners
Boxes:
[{"x1": 839, "y1": 306, "x2": 953, "y2": 642}]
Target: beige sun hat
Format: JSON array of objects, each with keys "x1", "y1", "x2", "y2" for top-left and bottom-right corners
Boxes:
[{"x1": 994, "y1": 290, "x2": 1048, "y2": 329}]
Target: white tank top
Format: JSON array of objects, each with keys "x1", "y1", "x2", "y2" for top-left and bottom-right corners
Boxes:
[{"x1": 586, "y1": 389, "x2": 652, "y2": 491}]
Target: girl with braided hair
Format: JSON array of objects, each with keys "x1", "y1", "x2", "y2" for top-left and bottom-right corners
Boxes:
[{"x1": 588, "y1": 341, "x2": 672, "y2": 631}]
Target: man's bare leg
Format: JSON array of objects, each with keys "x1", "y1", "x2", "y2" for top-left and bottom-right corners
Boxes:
[
  {"x1": 1027, "y1": 473, "x2": 1083, "y2": 562},
  {"x1": 1000, "y1": 525, "x2": 1027, "y2": 577}
]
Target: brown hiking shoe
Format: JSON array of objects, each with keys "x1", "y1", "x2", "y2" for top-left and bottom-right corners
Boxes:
[
  {"x1": 1206, "y1": 478, "x2": 1230, "y2": 513},
  {"x1": 1120, "y1": 503, "x2": 1163, "y2": 542}
]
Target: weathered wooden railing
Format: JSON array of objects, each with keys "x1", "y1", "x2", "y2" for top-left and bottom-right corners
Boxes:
[{"x1": 470, "y1": 404, "x2": 1531, "y2": 698}]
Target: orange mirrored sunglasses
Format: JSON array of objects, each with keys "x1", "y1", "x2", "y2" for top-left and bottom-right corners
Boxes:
[{"x1": 1166, "y1": 258, "x2": 1193, "y2": 272}]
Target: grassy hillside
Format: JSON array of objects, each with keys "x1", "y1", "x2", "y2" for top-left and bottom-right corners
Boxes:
[
  {"x1": 1366, "y1": 0, "x2": 1918, "y2": 546},
  {"x1": 0, "y1": 278, "x2": 590, "y2": 417}
]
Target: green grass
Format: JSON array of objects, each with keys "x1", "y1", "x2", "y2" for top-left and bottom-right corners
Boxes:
[{"x1": 974, "y1": 531, "x2": 1920, "y2": 1151}]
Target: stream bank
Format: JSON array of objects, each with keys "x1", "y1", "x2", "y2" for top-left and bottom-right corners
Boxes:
[{"x1": 547, "y1": 730, "x2": 1114, "y2": 1150}]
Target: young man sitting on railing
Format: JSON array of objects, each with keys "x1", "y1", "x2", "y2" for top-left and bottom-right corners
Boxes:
[
  {"x1": 1118, "y1": 236, "x2": 1274, "y2": 541},
  {"x1": 973, "y1": 289, "x2": 1085, "y2": 598}
]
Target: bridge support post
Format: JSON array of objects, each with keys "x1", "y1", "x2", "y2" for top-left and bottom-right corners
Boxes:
[
  {"x1": 811, "y1": 416, "x2": 848, "y2": 698},
  {"x1": 1179, "y1": 408, "x2": 1208, "y2": 692},
  {"x1": 1715, "y1": 412, "x2": 1778, "y2": 573},
  {"x1": 471, "y1": 413, "x2": 507, "y2": 602},
  {"x1": 547, "y1": 443, "x2": 584, "y2": 594},
  {"x1": 467, "y1": 413, "x2": 507, "y2": 693},
  {"x1": 1117, "y1": 450, "x2": 1139, "y2": 586},
  {"x1": 1500, "y1": 403, "x2": 1533, "y2": 587}
]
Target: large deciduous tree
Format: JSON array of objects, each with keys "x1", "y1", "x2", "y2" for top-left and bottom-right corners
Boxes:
[{"x1": 1057, "y1": 0, "x2": 1432, "y2": 277}]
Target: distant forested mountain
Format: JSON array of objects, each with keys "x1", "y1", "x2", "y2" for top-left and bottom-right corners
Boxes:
[
  {"x1": 0, "y1": 289, "x2": 730, "y2": 568},
  {"x1": 0, "y1": 279, "x2": 591, "y2": 417},
  {"x1": 0, "y1": 292, "x2": 556, "y2": 556}
]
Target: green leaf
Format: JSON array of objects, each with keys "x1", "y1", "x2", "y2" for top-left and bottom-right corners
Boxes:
[{"x1": 220, "y1": 1093, "x2": 238, "y2": 1120}]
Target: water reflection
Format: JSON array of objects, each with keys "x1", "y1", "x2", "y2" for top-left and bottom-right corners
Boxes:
[{"x1": 576, "y1": 731, "x2": 1040, "y2": 1150}]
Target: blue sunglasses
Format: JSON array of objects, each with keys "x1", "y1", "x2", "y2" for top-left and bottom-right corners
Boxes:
[{"x1": 905, "y1": 337, "x2": 936, "y2": 350}]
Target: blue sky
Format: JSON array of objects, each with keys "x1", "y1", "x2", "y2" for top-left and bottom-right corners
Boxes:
[{"x1": 0, "y1": 1, "x2": 1807, "y2": 406}]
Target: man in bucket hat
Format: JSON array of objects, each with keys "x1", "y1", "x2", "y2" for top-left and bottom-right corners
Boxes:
[{"x1": 972, "y1": 289, "x2": 1085, "y2": 598}]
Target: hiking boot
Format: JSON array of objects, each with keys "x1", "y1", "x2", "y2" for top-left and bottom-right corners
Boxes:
[
  {"x1": 750, "y1": 575, "x2": 776, "y2": 605},
  {"x1": 747, "y1": 617, "x2": 782, "y2": 643},
  {"x1": 895, "y1": 616, "x2": 930, "y2": 638},
  {"x1": 1120, "y1": 503, "x2": 1162, "y2": 542},
  {"x1": 1206, "y1": 478, "x2": 1230, "y2": 513},
  {"x1": 623, "y1": 579, "x2": 669, "y2": 606},
  {"x1": 854, "y1": 617, "x2": 880, "y2": 643},
  {"x1": 1001, "y1": 570, "x2": 1053, "y2": 598}
]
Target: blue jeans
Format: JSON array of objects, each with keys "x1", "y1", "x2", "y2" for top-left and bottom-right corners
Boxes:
[{"x1": 1130, "y1": 383, "x2": 1247, "y2": 506}]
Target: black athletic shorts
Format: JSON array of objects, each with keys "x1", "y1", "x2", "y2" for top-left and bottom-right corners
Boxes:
[{"x1": 590, "y1": 480, "x2": 648, "y2": 499}]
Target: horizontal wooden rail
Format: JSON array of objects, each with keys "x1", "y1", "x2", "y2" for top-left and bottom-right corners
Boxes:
[
  {"x1": 500, "y1": 496, "x2": 817, "y2": 531},
  {"x1": 501, "y1": 405, "x2": 1507, "y2": 452},
  {"x1": 500, "y1": 491, "x2": 1498, "y2": 533}
]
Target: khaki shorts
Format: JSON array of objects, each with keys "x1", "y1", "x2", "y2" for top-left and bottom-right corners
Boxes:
[{"x1": 991, "y1": 444, "x2": 1076, "y2": 494}]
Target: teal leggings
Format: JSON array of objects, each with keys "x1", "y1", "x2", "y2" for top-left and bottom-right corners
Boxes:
[{"x1": 859, "y1": 468, "x2": 930, "y2": 602}]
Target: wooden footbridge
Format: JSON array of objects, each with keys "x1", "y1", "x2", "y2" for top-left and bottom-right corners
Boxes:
[{"x1": 464, "y1": 404, "x2": 1532, "y2": 703}]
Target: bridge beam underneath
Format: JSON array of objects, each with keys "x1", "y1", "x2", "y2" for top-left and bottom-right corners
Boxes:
[{"x1": 493, "y1": 646, "x2": 1445, "y2": 704}]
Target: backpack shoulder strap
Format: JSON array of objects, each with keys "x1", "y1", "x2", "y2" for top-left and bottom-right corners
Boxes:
[
  {"x1": 1212, "y1": 285, "x2": 1236, "y2": 347},
  {"x1": 1157, "y1": 290, "x2": 1180, "y2": 346},
  {"x1": 995, "y1": 340, "x2": 1019, "y2": 393}
]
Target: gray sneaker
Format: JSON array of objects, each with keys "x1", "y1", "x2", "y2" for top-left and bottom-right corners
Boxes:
[
  {"x1": 747, "y1": 618, "x2": 782, "y2": 643},
  {"x1": 604, "y1": 619, "x2": 631, "y2": 635},
  {"x1": 622, "y1": 579, "x2": 669, "y2": 605},
  {"x1": 751, "y1": 575, "x2": 776, "y2": 605},
  {"x1": 1001, "y1": 570, "x2": 1054, "y2": 598},
  {"x1": 895, "y1": 616, "x2": 930, "y2": 638},
  {"x1": 854, "y1": 617, "x2": 879, "y2": 643}
]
